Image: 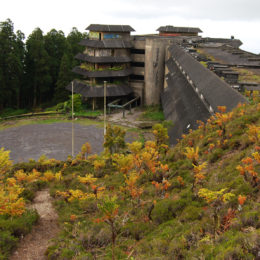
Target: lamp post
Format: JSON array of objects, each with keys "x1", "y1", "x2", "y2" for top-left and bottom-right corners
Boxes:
[
  {"x1": 104, "y1": 81, "x2": 107, "y2": 136},
  {"x1": 72, "y1": 81, "x2": 74, "y2": 157}
]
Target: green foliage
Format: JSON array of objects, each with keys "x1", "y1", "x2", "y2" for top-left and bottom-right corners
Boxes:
[
  {"x1": 0, "y1": 209, "x2": 38, "y2": 257},
  {"x1": 140, "y1": 105, "x2": 165, "y2": 121},
  {"x1": 104, "y1": 124, "x2": 126, "y2": 154},
  {"x1": 209, "y1": 148, "x2": 224, "y2": 163},
  {"x1": 0, "y1": 108, "x2": 29, "y2": 118},
  {"x1": 0, "y1": 231, "x2": 18, "y2": 259},
  {"x1": 152, "y1": 199, "x2": 187, "y2": 224},
  {"x1": 0, "y1": 19, "x2": 86, "y2": 112}
]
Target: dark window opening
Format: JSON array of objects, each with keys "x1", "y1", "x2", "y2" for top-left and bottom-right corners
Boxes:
[
  {"x1": 131, "y1": 62, "x2": 145, "y2": 67},
  {"x1": 131, "y1": 48, "x2": 145, "y2": 54},
  {"x1": 130, "y1": 75, "x2": 144, "y2": 80}
]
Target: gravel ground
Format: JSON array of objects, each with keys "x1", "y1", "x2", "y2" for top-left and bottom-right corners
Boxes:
[
  {"x1": 10, "y1": 190, "x2": 59, "y2": 260},
  {"x1": 0, "y1": 122, "x2": 138, "y2": 163}
]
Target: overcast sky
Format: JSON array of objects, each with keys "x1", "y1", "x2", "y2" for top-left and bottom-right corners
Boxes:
[{"x1": 1, "y1": 0, "x2": 260, "y2": 53}]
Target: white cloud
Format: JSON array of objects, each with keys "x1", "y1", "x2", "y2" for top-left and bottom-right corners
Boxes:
[{"x1": 1, "y1": 0, "x2": 260, "y2": 53}]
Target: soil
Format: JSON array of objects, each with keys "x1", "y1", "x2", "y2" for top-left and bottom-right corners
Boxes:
[{"x1": 10, "y1": 189, "x2": 59, "y2": 260}]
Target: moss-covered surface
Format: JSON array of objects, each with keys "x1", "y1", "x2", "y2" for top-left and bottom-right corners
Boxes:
[{"x1": 233, "y1": 68, "x2": 260, "y2": 84}]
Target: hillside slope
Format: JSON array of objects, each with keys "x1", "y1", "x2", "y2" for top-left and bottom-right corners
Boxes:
[{"x1": 0, "y1": 101, "x2": 259, "y2": 259}]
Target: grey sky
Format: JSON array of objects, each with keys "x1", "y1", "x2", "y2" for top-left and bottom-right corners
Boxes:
[{"x1": 1, "y1": 0, "x2": 259, "y2": 53}]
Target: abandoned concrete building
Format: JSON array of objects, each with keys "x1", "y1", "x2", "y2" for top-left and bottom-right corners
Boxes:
[{"x1": 67, "y1": 24, "x2": 260, "y2": 143}]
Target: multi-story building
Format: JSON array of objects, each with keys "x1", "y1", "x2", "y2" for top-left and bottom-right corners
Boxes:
[
  {"x1": 67, "y1": 24, "x2": 250, "y2": 143},
  {"x1": 70, "y1": 24, "x2": 135, "y2": 110}
]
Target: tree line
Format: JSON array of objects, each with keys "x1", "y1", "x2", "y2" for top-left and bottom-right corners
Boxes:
[{"x1": 0, "y1": 18, "x2": 86, "y2": 111}]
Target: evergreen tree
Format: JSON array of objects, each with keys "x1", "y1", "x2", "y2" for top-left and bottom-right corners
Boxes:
[
  {"x1": 54, "y1": 28, "x2": 86, "y2": 102},
  {"x1": 66, "y1": 27, "x2": 87, "y2": 67},
  {"x1": 24, "y1": 28, "x2": 51, "y2": 107},
  {"x1": 44, "y1": 29, "x2": 66, "y2": 100},
  {"x1": 0, "y1": 19, "x2": 24, "y2": 110},
  {"x1": 54, "y1": 53, "x2": 72, "y2": 102}
]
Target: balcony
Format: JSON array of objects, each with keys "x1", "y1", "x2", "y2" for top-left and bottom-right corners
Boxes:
[{"x1": 73, "y1": 66, "x2": 132, "y2": 78}]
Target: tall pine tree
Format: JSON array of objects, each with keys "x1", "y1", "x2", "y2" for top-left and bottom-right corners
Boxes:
[
  {"x1": 24, "y1": 28, "x2": 51, "y2": 107},
  {"x1": 0, "y1": 19, "x2": 24, "y2": 110}
]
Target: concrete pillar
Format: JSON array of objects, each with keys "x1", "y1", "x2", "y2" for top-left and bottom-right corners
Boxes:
[{"x1": 144, "y1": 38, "x2": 167, "y2": 105}]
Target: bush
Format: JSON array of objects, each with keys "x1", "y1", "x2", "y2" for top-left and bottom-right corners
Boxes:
[
  {"x1": 0, "y1": 231, "x2": 18, "y2": 258},
  {"x1": 180, "y1": 205, "x2": 203, "y2": 222},
  {"x1": 152, "y1": 199, "x2": 187, "y2": 224},
  {"x1": 209, "y1": 148, "x2": 224, "y2": 163},
  {"x1": 0, "y1": 210, "x2": 39, "y2": 236},
  {"x1": 122, "y1": 222, "x2": 153, "y2": 241}
]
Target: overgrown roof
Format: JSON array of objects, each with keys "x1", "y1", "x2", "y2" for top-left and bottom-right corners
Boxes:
[
  {"x1": 86, "y1": 24, "x2": 135, "y2": 32},
  {"x1": 168, "y1": 44, "x2": 247, "y2": 113},
  {"x1": 66, "y1": 80, "x2": 133, "y2": 97},
  {"x1": 157, "y1": 25, "x2": 202, "y2": 33},
  {"x1": 79, "y1": 39, "x2": 132, "y2": 49},
  {"x1": 75, "y1": 53, "x2": 131, "y2": 63},
  {"x1": 72, "y1": 67, "x2": 132, "y2": 78}
]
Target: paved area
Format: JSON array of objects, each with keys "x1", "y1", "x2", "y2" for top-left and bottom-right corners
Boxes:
[{"x1": 0, "y1": 122, "x2": 138, "y2": 163}]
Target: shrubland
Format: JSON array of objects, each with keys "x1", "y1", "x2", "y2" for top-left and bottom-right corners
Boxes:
[{"x1": 0, "y1": 100, "x2": 259, "y2": 259}]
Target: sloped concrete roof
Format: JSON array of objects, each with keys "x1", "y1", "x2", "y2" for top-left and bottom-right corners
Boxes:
[
  {"x1": 162, "y1": 60, "x2": 211, "y2": 144},
  {"x1": 66, "y1": 80, "x2": 133, "y2": 98},
  {"x1": 75, "y1": 53, "x2": 131, "y2": 63},
  {"x1": 157, "y1": 25, "x2": 202, "y2": 33},
  {"x1": 168, "y1": 44, "x2": 247, "y2": 113},
  {"x1": 72, "y1": 67, "x2": 132, "y2": 78},
  {"x1": 79, "y1": 39, "x2": 132, "y2": 49},
  {"x1": 86, "y1": 24, "x2": 135, "y2": 32}
]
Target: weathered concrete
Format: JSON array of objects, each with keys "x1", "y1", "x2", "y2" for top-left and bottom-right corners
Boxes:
[
  {"x1": 131, "y1": 54, "x2": 145, "y2": 63},
  {"x1": 130, "y1": 80, "x2": 144, "y2": 104},
  {"x1": 144, "y1": 38, "x2": 170, "y2": 105},
  {"x1": 132, "y1": 66, "x2": 145, "y2": 76}
]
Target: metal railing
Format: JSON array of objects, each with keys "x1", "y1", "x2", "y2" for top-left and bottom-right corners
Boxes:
[{"x1": 107, "y1": 96, "x2": 140, "y2": 118}]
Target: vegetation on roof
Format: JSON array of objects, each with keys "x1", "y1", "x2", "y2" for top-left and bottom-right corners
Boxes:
[{"x1": 233, "y1": 68, "x2": 260, "y2": 84}]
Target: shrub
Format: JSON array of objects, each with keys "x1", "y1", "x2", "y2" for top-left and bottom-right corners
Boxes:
[
  {"x1": 209, "y1": 148, "x2": 224, "y2": 163},
  {"x1": 122, "y1": 222, "x2": 153, "y2": 241},
  {"x1": 180, "y1": 205, "x2": 203, "y2": 222},
  {"x1": 0, "y1": 231, "x2": 18, "y2": 257},
  {"x1": 152, "y1": 199, "x2": 187, "y2": 224}
]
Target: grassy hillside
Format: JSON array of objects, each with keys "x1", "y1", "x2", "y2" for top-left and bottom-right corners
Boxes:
[{"x1": 0, "y1": 101, "x2": 259, "y2": 259}]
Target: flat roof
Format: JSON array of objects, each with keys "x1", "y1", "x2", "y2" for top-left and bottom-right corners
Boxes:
[
  {"x1": 86, "y1": 24, "x2": 135, "y2": 32},
  {"x1": 157, "y1": 25, "x2": 202, "y2": 33}
]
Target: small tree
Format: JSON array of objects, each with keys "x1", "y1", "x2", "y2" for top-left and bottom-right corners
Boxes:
[
  {"x1": 0, "y1": 148, "x2": 12, "y2": 178},
  {"x1": 198, "y1": 188, "x2": 234, "y2": 239},
  {"x1": 97, "y1": 196, "x2": 119, "y2": 260},
  {"x1": 104, "y1": 124, "x2": 126, "y2": 154}
]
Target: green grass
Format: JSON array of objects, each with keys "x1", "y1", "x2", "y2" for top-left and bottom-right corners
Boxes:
[
  {"x1": 0, "y1": 115, "x2": 104, "y2": 130},
  {"x1": 139, "y1": 105, "x2": 165, "y2": 121},
  {"x1": 0, "y1": 108, "x2": 29, "y2": 118},
  {"x1": 74, "y1": 110, "x2": 102, "y2": 117}
]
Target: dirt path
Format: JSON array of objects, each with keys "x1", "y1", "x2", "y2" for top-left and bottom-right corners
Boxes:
[{"x1": 10, "y1": 190, "x2": 59, "y2": 260}]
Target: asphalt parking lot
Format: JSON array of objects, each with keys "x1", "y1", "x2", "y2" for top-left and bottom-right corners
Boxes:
[{"x1": 0, "y1": 122, "x2": 136, "y2": 163}]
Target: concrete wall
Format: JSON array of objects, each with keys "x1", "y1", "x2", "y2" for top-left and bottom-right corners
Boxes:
[
  {"x1": 131, "y1": 54, "x2": 145, "y2": 62},
  {"x1": 132, "y1": 67, "x2": 144, "y2": 76},
  {"x1": 132, "y1": 39, "x2": 146, "y2": 50},
  {"x1": 130, "y1": 80, "x2": 144, "y2": 104},
  {"x1": 114, "y1": 49, "x2": 130, "y2": 57},
  {"x1": 144, "y1": 38, "x2": 170, "y2": 105}
]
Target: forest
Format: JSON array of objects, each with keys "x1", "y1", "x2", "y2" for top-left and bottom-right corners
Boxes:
[{"x1": 0, "y1": 19, "x2": 87, "y2": 112}]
